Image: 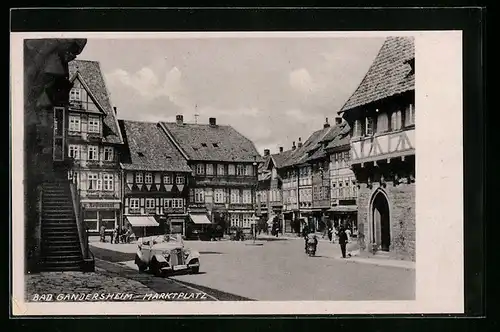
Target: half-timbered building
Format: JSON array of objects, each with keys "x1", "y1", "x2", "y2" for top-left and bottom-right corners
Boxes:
[
  {"x1": 118, "y1": 120, "x2": 192, "y2": 238},
  {"x1": 65, "y1": 60, "x2": 124, "y2": 235},
  {"x1": 339, "y1": 36, "x2": 415, "y2": 260},
  {"x1": 159, "y1": 116, "x2": 261, "y2": 236}
]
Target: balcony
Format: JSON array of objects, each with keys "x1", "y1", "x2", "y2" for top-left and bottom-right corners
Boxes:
[{"x1": 350, "y1": 128, "x2": 415, "y2": 165}]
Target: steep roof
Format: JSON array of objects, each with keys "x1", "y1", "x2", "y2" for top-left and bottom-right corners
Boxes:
[
  {"x1": 340, "y1": 36, "x2": 415, "y2": 113},
  {"x1": 325, "y1": 122, "x2": 351, "y2": 151},
  {"x1": 68, "y1": 60, "x2": 123, "y2": 144},
  {"x1": 271, "y1": 149, "x2": 295, "y2": 169},
  {"x1": 119, "y1": 120, "x2": 191, "y2": 172},
  {"x1": 160, "y1": 122, "x2": 261, "y2": 163},
  {"x1": 281, "y1": 126, "x2": 333, "y2": 168}
]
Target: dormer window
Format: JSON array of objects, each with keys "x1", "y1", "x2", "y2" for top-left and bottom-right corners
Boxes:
[
  {"x1": 212, "y1": 143, "x2": 219, "y2": 147},
  {"x1": 137, "y1": 152, "x2": 145, "y2": 157},
  {"x1": 201, "y1": 143, "x2": 208, "y2": 147},
  {"x1": 70, "y1": 88, "x2": 81, "y2": 101},
  {"x1": 88, "y1": 116, "x2": 100, "y2": 133},
  {"x1": 406, "y1": 58, "x2": 415, "y2": 76}
]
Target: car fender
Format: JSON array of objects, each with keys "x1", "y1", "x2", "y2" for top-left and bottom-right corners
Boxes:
[
  {"x1": 153, "y1": 254, "x2": 168, "y2": 263},
  {"x1": 186, "y1": 250, "x2": 200, "y2": 262},
  {"x1": 136, "y1": 248, "x2": 145, "y2": 261}
]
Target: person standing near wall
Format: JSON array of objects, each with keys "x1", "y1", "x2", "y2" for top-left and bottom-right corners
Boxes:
[{"x1": 338, "y1": 226, "x2": 348, "y2": 258}]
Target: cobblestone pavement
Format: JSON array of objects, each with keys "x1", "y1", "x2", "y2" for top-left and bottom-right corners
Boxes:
[{"x1": 25, "y1": 269, "x2": 155, "y2": 302}]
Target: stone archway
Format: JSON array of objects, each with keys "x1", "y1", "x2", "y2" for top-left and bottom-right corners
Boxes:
[{"x1": 370, "y1": 190, "x2": 391, "y2": 251}]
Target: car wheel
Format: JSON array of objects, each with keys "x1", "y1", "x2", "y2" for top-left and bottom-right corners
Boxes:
[
  {"x1": 190, "y1": 266, "x2": 200, "y2": 274},
  {"x1": 151, "y1": 259, "x2": 164, "y2": 277}
]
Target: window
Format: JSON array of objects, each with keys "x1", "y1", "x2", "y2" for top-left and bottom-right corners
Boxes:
[
  {"x1": 231, "y1": 189, "x2": 240, "y2": 203},
  {"x1": 236, "y1": 164, "x2": 245, "y2": 176},
  {"x1": 206, "y1": 164, "x2": 214, "y2": 175},
  {"x1": 242, "y1": 189, "x2": 252, "y2": 204},
  {"x1": 69, "y1": 88, "x2": 81, "y2": 101},
  {"x1": 243, "y1": 214, "x2": 252, "y2": 228},
  {"x1": 376, "y1": 112, "x2": 389, "y2": 133},
  {"x1": 230, "y1": 214, "x2": 240, "y2": 227},
  {"x1": 172, "y1": 198, "x2": 184, "y2": 209},
  {"x1": 246, "y1": 165, "x2": 253, "y2": 176},
  {"x1": 88, "y1": 173, "x2": 101, "y2": 190},
  {"x1": 176, "y1": 175, "x2": 185, "y2": 185},
  {"x1": 68, "y1": 145, "x2": 80, "y2": 159},
  {"x1": 135, "y1": 172, "x2": 143, "y2": 184},
  {"x1": 104, "y1": 147, "x2": 114, "y2": 161},
  {"x1": 228, "y1": 164, "x2": 236, "y2": 175},
  {"x1": 146, "y1": 198, "x2": 155, "y2": 210},
  {"x1": 404, "y1": 104, "x2": 415, "y2": 126},
  {"x1": 84, "y1": 210, "x2": 98, "y2": 231},
  {"x1": 218, "y1": 164, "x2": 225, "y2": 176},
  {"x1": 145, "y1": 173, "x2": 153, "y2": 184},
  {"x1": 87, "y1": 145, "x2": 99, "y2": 161},
  {"x1": 365, "y1": 117, "x2": 374, "y2": 136},
  {"x1": 69, "y1": 114, "x2": 81, "y2": 132},
  {"x1": 88, "y1": 116, "x2": 100, "y2": 133},
  {"x1": 164, "y1": 199, "x2": 173, "y2": 209},
  {"x1": 195, "y1": 188, "x2": 205, "y2": 203},
  {"x1": 196, "y1": 164, "x2": 205, "y2": 175},
  {"x1": 391, "y1": 110, "x2": 402, "y2": 131},
  {"x1": 214, "y1": 189, "x2": 224, "y2": 203},
  {"x1": 129, "y1": 198, "x2": 140, "y2": 212},
  {"x1": 163, "y1": 175, "x2": 172, "y2": 184},
  {"x1": 103, "y1": 174, "x2": 114, "y2": 191},
  {"x1": 353, "y1": 119, "x2": 362, "y2": 137}
]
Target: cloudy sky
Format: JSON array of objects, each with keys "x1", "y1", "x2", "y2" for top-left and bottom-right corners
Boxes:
[{"x1": 78, "y1": 36, "x2": 385, "y2": 154}]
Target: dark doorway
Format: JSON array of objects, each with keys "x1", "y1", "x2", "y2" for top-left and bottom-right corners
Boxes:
[{"x1": 372, "y1": 192, "x2": 391, "y2": 251}]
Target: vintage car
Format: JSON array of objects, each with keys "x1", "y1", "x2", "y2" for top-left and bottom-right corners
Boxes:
[{"x1": 134, "y1": 235, "x2": 200, "y2": 276}]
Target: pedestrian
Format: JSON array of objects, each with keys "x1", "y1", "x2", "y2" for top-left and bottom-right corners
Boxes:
[
  {"x1": 345, "y1": 227, "x2": 352, "y2": 242},
  {"x1": 327, "y1": 227, "x2": 333, "y2": 242},
  {"x1": 99, "y1": 225, "x2": 106, "y2": 242},
  {"x1": 338, "y1": 226, "x2": 348, "y2": 258},
  {"x1": 112, "y1": 227, "x2": 119, "y2": 244}
]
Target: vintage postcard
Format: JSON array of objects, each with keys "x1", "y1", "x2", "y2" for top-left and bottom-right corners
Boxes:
[{"x1": 11, "y1": 30, "x2": 463, "y2": 315}]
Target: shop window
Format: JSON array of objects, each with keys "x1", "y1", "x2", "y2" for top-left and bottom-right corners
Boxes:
[
  {"x1": 84, "y1": 210, "x2": 98, "y2": 231},
  {"x1": 100, "y1": 210, "x2": 116, "y2": 230}
]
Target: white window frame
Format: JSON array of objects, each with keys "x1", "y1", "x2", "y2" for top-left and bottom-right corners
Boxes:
[
  {"x1": 196, "y1": 164, "x2": 205, "y2": 175},
  {"x1": 353, "y1": 119, "x2": 362, "y2": 137},
  {"x1": 365, "y1": 117, "x2": 374, "y2": 136},
  {"x1": 88, "y1": 173, "x2": 101, "y2": 191},
  {"x1": 129, "y1": 198, "x2": 140, "y2": 212},
  {"x1": 69, "y1": 114, "x2": 81, "y2": 132},
  {"x1": 104, "y1": 147, "x2": 114, "y2": 161},
  {"x1": 242, "y1": 189, "x2": 252, "y2": 204},
  {"x1": 206, "y1": 164, "x2": 214, "y2": 175},
  {"x1": 230, "y1": 214, "x2": 240, "y2": 227},
  {"x1": 236, "y1": 164, "x2": 245, "y2": 176},
  {"x1": 163, "y1": 174, "x2": 172, "y2": 184},
  {"x1": 376, "y1": 112, "x2": 389, "y2": 133},
  {"x1": 103, "y1": 173, "x2": 114, "y2": 191},
  {"x1": 145, "y1": 172, "x2": 153, "y2": 184},
  {"x1": 391, "y1": 110, "x2": 403, "y2": 131},
  {"x1": 145, "y1": 198, "x2": 155, "y2": 210},
  {"x1": 164, "y1": 199, "x2": 173, "y2": 209},
  {"x1": 214, "y1": 189, "x2": 224, "y2": 203},
  {"x1": 135, "y1": 172, "x2": 143, "y2": 184},
  {"x1": 218, "y1": 164, "x2": 225, "y2": 176},
  {"x1": 195, "y1": 188, "x2": 205, "y2": 203},
  {"x1": 88, "y1": 116, "x2": 100, "y2": 133},
  {"x1": 70, "y1": 88, "x2": 81, "y2": 101},
  {"x1": 405, "y1": 104, "x2": 415, "y2": 126},
  {"x1": 228, "y1": 164, "x2": 236, "y2": 175},
  {"x1": 87, "y1": 145, "x2": 99, "y2": 161},
  {"x1": 68, "y1": 144, "x2": 80, "y2": 159},
  {"x1": 230, "y1": 189, "x2": 240, "y2": 204},
  {"x1": 176, "y1": 175, "x2": 185, "y2": 185}
]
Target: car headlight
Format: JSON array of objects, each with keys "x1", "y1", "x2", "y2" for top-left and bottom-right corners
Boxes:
[
  {"x1": 162, "y1": 251, "x2": 170, "y2": 259},
  {"x1": 184, "y1": 250, "x2": 190, "y2": 258}
]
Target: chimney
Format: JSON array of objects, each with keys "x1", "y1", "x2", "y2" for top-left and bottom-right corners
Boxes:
[
  {"x1": 176, "y1": 114, "x2": 184, "y2": 125},
  {"x1": 209, "y1": 117, "x2": 217, "y2": 126},
  {"x1": 292, "y1": 141, "x2": 296, "y2": 150},
  {"x1": 297, "y1": 137, "x2": 303, "y2": 148},
  {"x1": 279, "y1": 147, "x2": 284, "y2": 153},
  {"x1": 113, "y1": 106, "x2": 117, "y2": 115},
  {"x1": 335, "y1": 117, "x2": 343, "y2": 125},
  {"x1": 323, "y1": 117, "x2": 330, "y2": 128},
  {"x1": 264, "y1": 149, "x2": 270, "y2": 156}
]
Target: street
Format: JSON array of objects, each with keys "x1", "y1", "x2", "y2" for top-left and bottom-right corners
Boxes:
[{"x1": 90, "y1": 237, "x2": 415, "y2": 301}]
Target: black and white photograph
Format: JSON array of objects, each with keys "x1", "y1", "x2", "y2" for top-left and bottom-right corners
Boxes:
[{"x1": 11, "y1": 30, "x2": 464, "y2": 315}]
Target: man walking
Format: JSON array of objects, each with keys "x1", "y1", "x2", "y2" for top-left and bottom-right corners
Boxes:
[{"x1": 338, "y1": 226, "x2": 348, "y2": 258}]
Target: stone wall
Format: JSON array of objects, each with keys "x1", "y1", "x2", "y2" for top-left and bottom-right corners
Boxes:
[{"x1": 357, "y1": 181, "x2": 416, "y2": 261}]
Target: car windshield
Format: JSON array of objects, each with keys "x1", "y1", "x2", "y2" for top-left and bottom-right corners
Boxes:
[{"x1": 151, "y1": 234, "x2": 183, "y2": 245}]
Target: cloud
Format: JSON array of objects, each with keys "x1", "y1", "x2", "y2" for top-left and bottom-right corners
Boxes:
[{"x1": 289, "y1": 68, "x2": 315, "y2": 95}]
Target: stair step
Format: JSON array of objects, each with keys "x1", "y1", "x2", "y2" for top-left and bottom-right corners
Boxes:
[
  {"x1": 44, "y1": 249, "x2": 82, "y2": 255},
  {"x1": 43, "y1": 259, "x2": 82, "y2": 265},
  {"x1": 43, "y1": 225, "x2": 77, "y2": 229},
  {"x1": 42, "y1": 266, "x2": 82, "y2": 272},
  {"x1": 44, "y1": 254, "x2": 82, "y2": 261}
]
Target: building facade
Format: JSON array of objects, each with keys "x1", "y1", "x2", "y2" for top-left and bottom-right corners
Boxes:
[
  {"x1": 118, "y1": 120, "x2": 192, "y2": 238},
  {"x1": 65, "y1": 60, "x2": 124, "y2": 235},
  {"x1": 159, "y1": 116, "x2": 261, "y2": 236},
  {"x1": 339, "y1": 36, "x2": 416, "y2": 260}
]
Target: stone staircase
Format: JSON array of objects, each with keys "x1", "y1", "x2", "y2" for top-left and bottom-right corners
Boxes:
[{"x1": 40, "y1": 177, "x2": 84, "y2": 271}]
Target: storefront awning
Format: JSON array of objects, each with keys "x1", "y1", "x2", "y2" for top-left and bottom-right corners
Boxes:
[
  {"x1": 189, "y1": 213, "x2": 212, "y2": 225},
  {"x1": 328, "y1": 206, "x2": 358, "y2": 212},
  {"x1": 126, "y1": 216, "x2": 159, "y2": 227}
]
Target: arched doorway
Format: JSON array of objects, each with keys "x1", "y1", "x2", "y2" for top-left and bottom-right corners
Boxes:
[{"x1": 371, "y1": 191, "x2": 391, "y2": 251}]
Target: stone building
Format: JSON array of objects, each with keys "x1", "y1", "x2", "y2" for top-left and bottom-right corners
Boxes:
[
  {"x1": 65, "y1": 60, "x2": 124, "y2": 235},
  {"x1": 338, "y1": 36, "x2": 415, "y2": 260},
  {"x1": 118, "y1": 120, "x2": 192, "y2": 238},
  {"x1": 159, "y1": 116, "x2": 261, "y2": 237}
]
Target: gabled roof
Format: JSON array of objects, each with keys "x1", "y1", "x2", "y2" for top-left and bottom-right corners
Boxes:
[
  {"x1": 281, "y1": 126, "x2": 333, "y2": 168},
  {"x1": 119, "y1": 120, "x2": 191, "y2": 172},
  {"x1": 325, "y1": 122, "x2": 351, "y2": 151},
  {"x1": 340, "y1": 36, "x2": 415, "y2": 113},
  {"x1": 160, "y1": 122, "x2": 261, "y2": 163},
  {"x1": 68, "y1": 60, "x2": 123, "y2": 144},
  {"x1": 307, "y1": 121, "x2": 351, "y2": 162}
]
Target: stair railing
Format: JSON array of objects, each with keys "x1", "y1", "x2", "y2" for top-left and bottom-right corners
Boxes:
[
  {"x1": 35, "y1": 184, "x2": 43, "y2": 270},
  {"x1": 68, "y1": 173, "x2": 90, "y2": 261}
]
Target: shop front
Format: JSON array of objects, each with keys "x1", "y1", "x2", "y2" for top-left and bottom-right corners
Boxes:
[
  {"x1": 81, "y1": 200, "x2": 121, "y2": 235},
  {"x1": 329, "y1": 205, "x2": 358, "y2": 235},
  {"x1": 124, "y1": 215, "x2": 160, "y2": 238}
]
